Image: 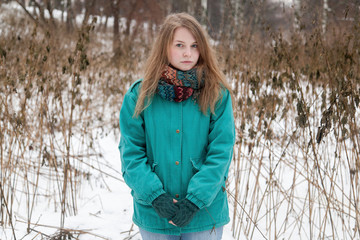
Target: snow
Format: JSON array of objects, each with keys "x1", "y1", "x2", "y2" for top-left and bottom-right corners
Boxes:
[
  {"x1": 271, "y1": 0, "x2": 293, "y2": 6},
  {"x1": 0, "y1": 132, "x2": 235, "y2": 239},
  {"x1": 2, "y1": 1, "x2": 360, "y2": 240}
]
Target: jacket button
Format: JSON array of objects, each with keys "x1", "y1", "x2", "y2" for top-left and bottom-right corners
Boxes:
[
  {"x1": 175, "y1": 161, "x2": 179, "y2": 165},
  {"x1": 176, "y1": 129, "x2": 180, "y2": 133},
  {"x1": 175, "y1": 194, "x2": 179, "y2": 198}
]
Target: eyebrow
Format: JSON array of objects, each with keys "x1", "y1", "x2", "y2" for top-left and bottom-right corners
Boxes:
[{"x1": 174, "y1": 40, "x2": 198, "y2": 44}]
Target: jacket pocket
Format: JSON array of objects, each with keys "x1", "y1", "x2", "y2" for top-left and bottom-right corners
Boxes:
[
  {"x1": 151, "y1": 162, "x2": 158, "y2": 172},
  {"x1": 147, "y1": 157, "x2": 157, "y2": 172},
  {"x1": 121, "y1": 170, "x2": 152, "y2": 206},
  {"x1": 190, "y1": 157, "x2": 204, "y2": 174}
]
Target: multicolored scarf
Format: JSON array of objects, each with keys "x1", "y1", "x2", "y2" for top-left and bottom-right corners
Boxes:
[{"x1": 157, "y1": 65, "x2": 204, "y2": 102}]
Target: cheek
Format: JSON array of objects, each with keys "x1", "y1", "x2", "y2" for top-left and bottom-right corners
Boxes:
[
  {"x1": 194, "y1": 50, "x2": 200, "y2": 61},
  {"x1": 168, "y1": 48, "x2": 175, "y2": 61},
  {"x1": 169, "y1": 48, "x2": 181, "y2": 62}
]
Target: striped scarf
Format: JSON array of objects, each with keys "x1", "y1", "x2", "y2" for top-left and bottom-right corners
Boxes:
[{"x1": 157, "y1": 65, "x2": 204, "y2": 102}]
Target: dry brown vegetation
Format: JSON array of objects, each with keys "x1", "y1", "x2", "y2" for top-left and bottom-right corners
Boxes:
[
  {"x1": 1, "y1": 1, "x2": 360, "y2": 239},
  {"x1": 0, "y1": 6, "x2": 136, "y2": 239},
  {"x1": 220, "y1": 9, "x2": 360, "y2": 240}
]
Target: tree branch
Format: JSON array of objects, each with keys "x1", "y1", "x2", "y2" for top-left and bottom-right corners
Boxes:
[{"x1": 14, "y1": 0, "x2": 46, "y2": 30}]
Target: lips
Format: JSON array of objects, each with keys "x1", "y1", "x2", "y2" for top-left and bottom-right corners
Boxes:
[{"x1": 181, "y1": 61, "x2": 193, "y2": 64}]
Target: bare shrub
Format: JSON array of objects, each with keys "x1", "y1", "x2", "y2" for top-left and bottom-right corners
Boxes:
[
  {"x1": 0, "y1": 7, "x2": 143, "y2": 238},
  {"x1": 219, "y1": 4, "x2": 360, "y2": 239}
]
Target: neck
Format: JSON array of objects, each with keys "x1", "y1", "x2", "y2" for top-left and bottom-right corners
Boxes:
[{"x1": 168, "y1": 64, "x2": 196, "y2": 72}]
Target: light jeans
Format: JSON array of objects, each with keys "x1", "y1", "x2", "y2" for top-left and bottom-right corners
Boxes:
[{"x1": 139, "y1": 226, "x2": 223, "y2": 240}]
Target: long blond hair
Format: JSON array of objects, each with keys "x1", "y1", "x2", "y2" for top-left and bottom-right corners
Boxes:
[{"x1": 134, "y1": 12, "x2": 232, "y2": 116}]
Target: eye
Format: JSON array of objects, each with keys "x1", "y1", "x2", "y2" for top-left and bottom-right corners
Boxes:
[
  {"x1": 176, "y1": 43, "x2": 183, "y2": 47},
  {"x1": 191, "y1": 44, "x2": 198, "y2": 48}
]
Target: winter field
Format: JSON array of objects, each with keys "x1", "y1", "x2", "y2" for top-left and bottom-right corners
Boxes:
[{"x1": 1, "y1": 1, "x2": 360, "y2": 240}]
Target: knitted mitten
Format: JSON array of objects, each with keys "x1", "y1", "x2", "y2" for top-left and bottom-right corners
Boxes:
[
  {"x1": 152, "y1": 193, "x2": 179, "y2": 219},
  {"x1": 171, "y1": 199, "x2": 199, "y2": 227}
]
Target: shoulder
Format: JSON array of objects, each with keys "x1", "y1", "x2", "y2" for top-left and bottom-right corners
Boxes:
[
  {"x1": 220, "y1": 87, "x2": 230, "y2": 97},
  {"x1": 128, "y1": 79, "x2": 143, "y2": 94},
  {"x1": 125, "y1": 79, "x2": 143, "y2": 98},
  {"x1": 217, "y1": 86, "x2": 232, "y2": 105},
  {"x1": 211, "y1": 86, "x2": 233, "y2": 117}
]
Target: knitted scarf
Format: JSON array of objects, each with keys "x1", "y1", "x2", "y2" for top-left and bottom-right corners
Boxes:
[{"x1": 157, "y1": 65, "x2": 204, "y2": 102}]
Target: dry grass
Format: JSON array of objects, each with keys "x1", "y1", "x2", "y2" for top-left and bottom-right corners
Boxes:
[
  {"x1": 1, "y1": 4, "x2": 360, "y2": 240},
  {"x1": 220, "y1": 18, "x2": 360, "y2": 240},
  {"x1": 0, "y1": 9, "x2": 139, "y2": 239}
]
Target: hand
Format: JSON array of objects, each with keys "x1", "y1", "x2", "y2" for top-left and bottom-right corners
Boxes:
[
  {"x1": 169, "y1": 199, "x2": 178, "y2": 226},
  {"x1": 169, "y1": 199, "x2": 199, "y2": 227},
  {"x1": 152, "y1": 193, "x2": 179, "y2": 219}
]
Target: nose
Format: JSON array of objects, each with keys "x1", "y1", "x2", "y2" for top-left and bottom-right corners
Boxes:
[{"x1": 183, "y1": 47, "x2": 191, "y2": 58}]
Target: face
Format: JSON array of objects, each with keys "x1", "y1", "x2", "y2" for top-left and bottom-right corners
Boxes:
[{"x1": 168, "y1": 27, "x2": 200, "y2": 71}]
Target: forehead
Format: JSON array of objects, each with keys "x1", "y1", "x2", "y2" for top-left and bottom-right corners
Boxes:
[{"x1": 172, "y1": 27, "x2": 196, "y2": 42}]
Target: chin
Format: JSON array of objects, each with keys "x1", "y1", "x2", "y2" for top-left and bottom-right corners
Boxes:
[
  {"x1": 172, "y1": 63, "x2": 195, "y2": 71},
  {"x1": 181, "y1": 66, "x2": 195, "y2": 71}
]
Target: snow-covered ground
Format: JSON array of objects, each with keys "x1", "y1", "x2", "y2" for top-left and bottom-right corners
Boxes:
[
  {"x1": 2, "y1": 1, "x2": 360, "y2": 240},
  {"x1": 0, "y1": 132, "x2": 235, "y2": 240}
]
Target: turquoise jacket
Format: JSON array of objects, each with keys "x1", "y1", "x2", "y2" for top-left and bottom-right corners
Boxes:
[{"x1": 119, "y1": 79, "x2": 235, "y2": 235}]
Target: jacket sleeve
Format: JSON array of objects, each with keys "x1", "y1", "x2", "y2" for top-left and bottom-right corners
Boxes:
[
  {"x1": 186, "y1": 89, "x2": 235, "y2": 209},
  {"x1": 118, "y1": 88, "x2": 165, "y2": 206}
]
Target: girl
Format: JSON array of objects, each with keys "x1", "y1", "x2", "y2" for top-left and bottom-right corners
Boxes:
[{"x1": 119, "y1": 13, "x2": 235, "y2": 240}]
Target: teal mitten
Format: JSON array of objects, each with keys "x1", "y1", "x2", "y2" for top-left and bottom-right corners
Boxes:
[
  {"x1": 171, "y1": 199, "x2": 199, "y2": 227},
  {"x1": 152, "y1": 193, "x2": 179, "y2": 219}
]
